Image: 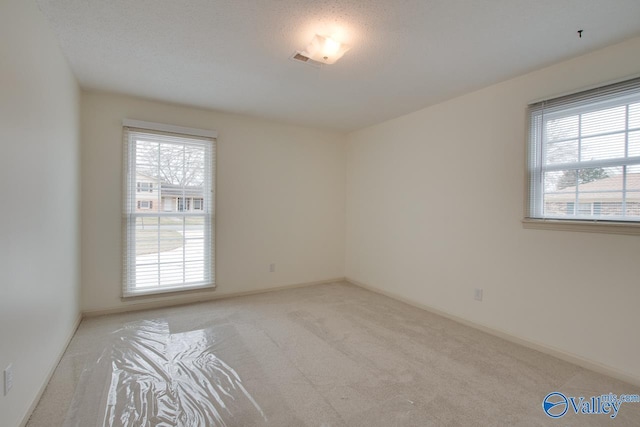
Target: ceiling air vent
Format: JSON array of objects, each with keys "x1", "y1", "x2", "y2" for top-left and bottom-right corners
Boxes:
[{"x1": 290, "y1": 51, "x2": 323, "y2": 68}]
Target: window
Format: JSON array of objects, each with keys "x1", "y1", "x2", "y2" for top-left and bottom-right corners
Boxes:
[
  {"x1": 137, "y1": 200, "x2": 153, "y2": 210},
  {"x1": 527, "y1": 77, "x2": 640, "y2": 229},
  {"x1": 193, "y1": 198, "x2": 203, "y2": 210},
  {"x1": 137, "y1": 182, "x2": 153, "y2": 192},
  {"x1": 123, "y1": 120, "x2": 216, "y2": 297}
]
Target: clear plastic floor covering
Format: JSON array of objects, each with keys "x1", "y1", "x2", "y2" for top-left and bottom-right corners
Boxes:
[
  {"x1": 28, "y1": 283, "x2": 640, "y2": 427},
  {"x1": 64, "y1": 320, "x2": 267, "y2": 427}
]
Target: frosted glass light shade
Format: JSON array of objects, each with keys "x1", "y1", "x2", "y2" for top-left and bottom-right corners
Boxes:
[{"x1": 302, "y1": 34, "x2": 350, "y2": 65}]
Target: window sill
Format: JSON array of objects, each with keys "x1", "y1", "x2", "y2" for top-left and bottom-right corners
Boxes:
[
  {"x1": 522, "y1": 218, "x2": 640, "y2": 236},
  {"x1": 122, "y1": 283, "x2": 216, "y2": 300}
]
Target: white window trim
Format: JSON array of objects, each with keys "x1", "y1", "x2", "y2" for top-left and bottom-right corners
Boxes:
[
  {"x1": 522, "y1": 218, "x2": 640, "y2": 235},
  {"x1": 122, "y1": 119, "x2": 218, "y2": 139},
  {"x1": 122, "y1": 122, "x2": 217, "y2": 298},
  {"x1": 524, "y1": 75, "x2": 640, "y2": 235}
]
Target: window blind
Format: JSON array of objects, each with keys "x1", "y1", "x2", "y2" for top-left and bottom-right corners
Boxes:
[
  {"x1": 527, "y1": 77, "x2": 640, "y2": 222},
  {"x1": 123, "y1": 125, "x2": 215, "y2": 297}
]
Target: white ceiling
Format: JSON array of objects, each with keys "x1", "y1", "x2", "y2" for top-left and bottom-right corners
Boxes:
[{"x1": 36, "y1": 0, "x2": 640, "y2": 131}]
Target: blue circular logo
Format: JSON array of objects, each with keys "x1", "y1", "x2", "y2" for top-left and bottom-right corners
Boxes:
[{"x1": 543, "y1": 392, "x2": 568, "y2": 418}]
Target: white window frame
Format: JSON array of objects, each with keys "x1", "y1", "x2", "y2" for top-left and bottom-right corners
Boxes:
[
  {"x1": 122, "y1": 120, "x2": 217, "y2": 297},
  {"x1": 524, "y1": 76, "x2": 640, "y2": 235}
]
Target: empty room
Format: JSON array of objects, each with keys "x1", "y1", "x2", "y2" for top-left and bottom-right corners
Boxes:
[{"x1": 2, "y1": 0, "x2": 640, "y2": 426}]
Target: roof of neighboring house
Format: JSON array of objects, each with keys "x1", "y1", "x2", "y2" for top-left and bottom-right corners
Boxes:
[
  {"x1": 546, "y1": 173, "x2": 640, "y2": 202},
  {"x1": 159, "y1": 183, "x2": 203, "y2": 198}
]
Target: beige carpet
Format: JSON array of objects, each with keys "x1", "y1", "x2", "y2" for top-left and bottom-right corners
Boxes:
[{"x1": 27, "y1": 281, "x2": 640, "y2": 426}]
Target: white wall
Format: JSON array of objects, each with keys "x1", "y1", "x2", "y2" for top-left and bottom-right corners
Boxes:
[
  {"x1": 0, "y1": 1, "x2": 81, "y2": 426},
  {"x1": 346, "y1": 36, "x2": 640, "y2": 383},
  {"x1": 81, "y1": 91, "x2": 346, "y2": 313}
]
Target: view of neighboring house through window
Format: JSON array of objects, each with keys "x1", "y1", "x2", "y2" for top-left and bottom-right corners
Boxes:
[
  {"x1": 527, "y1": 77, "x2": 640, "y2": 222},
  {"x1": 123, "y1": 123, "x2": 216, "y2": 296}
]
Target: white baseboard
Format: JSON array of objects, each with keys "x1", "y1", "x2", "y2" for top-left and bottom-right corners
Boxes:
[
  {"x1": 345, "y1": 277, "x2": 640, "y2": 388},
  {"x1": 20, "y1": 313, "x2": 82, "y2": 427},
  {"x1": 83, "y1": 277, "x2": 346, "y2": 317}
]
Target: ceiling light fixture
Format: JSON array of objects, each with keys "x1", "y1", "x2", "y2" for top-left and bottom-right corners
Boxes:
[{"x1": 297, "y1": 34, "x2": 350, "y2": 65}]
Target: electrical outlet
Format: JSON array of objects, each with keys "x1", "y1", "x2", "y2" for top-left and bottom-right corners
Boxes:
[
  {"x1": 474, "y1": 288, "x2": 483, "y2": 301},
  {"x1": 269, "y1": 263, "x2": 275, "y2": 273},
  {"x1": 4, "y1": 364, "x2": 13, "y2": 395}
]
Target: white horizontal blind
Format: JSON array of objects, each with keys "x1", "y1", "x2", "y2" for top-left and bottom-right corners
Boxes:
[
  {"x1": 528, "y1": 77, "x2": 640, "y2": 222},
  {"x1": 123, "y1": 126, "x2": 215, "y2": 297}
]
